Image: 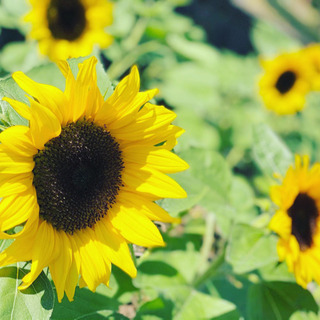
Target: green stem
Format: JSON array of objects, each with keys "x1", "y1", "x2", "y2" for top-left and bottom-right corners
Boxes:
[
  {"x1": 122, "y1": 18, "x2": 149, "y2": 51},
  {"x1": 106, "y1": 41, "x2": 163, "y2": 80},
  {"x1": 193, "y1": 244, "x2": 226, "y2": 289},
  {"x1": 195, "y1": 213, "x2": 216, "y2": 276},
  {"x1": 266, "y1": 0, "x2": 319, "y2": 42}
]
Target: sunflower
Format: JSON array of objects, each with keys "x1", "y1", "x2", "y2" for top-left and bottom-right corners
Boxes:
[
  {"x1": 269, "y1": 155, "x2": 320, "y2": 287},
  {"x1": 0, "y1": 57, "x2": 188, "y2": 302},
  {"x1": 259, "y1": 52, "x2": 314, "y2": 115},
  {"x1": 303, "y1": 44, "x2": 320, "y2": 91},
  {"x1": 25, "y1": 0, "x2": 113, "y2": 60}
]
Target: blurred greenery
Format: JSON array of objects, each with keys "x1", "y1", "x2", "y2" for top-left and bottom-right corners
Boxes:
[{"x1": 1, "y1": 0, "x2": 320, "y2": 319}]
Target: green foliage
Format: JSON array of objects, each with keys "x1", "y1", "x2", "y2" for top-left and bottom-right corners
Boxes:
[
  {"x1": 252, "y1": 123, "x2": 293, "y2": 178},
  {"x1": 0, "y1": 0, "x2": 320, "y2": 319},
  {"x1": 0, "y1": 263, "x2": 53, "y2": 320},
  {"x1": 247, "y1": 282, "x2": 318, "y2": 320},
  {"x1": 226, "y1": 224, "x2": 278, "y2": 274}
]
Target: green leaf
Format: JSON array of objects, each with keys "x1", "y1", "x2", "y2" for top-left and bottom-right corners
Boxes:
[
  {"x1": 226, "y1": 224, "x2": 278, "y2": 274},
  {"x1": 135, "y1": 297, "x2": 174, "y2": 320},
  {"x1": 180, "y1": 148, "x2": 232, "y2": 200},
  {"x1": 258, "y1": 261, "x2": 296, "y2": 283},
  {"x1": 290, "y1": 311, "x2": 319, "y2": 320},
  {"x1": 134, "y1": 248, "x2": 237, "y2": 319},
  {"x1": 0, "y1": 263, "x2": 54, "y2": 320},
  {"x1": 252, "y1": 123, "x2": 293, "y2": 178},
  {"x1": 0, "y1": 42, "x2": 40, "y2": 73},
  {"x1": 157, "y1": 171, "x2": 208, "y2": 217},
  {"x1": 174, "y1": 109, "x2": 220, "y2": 152},
  {"x1": 173, "y1": 290, "x2": 237, "y2": 320},
  {"x1": 134, "y1": 249, "x2": 200, "y2": 288},
  {"x1": 247, "y1": 282, "x2": 318, "y2": 320}
]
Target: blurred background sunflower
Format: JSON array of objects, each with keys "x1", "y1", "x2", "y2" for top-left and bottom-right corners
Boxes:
[
  {"x1": 0, "y1": 0, "x2": 320, "y2": 319},
  {"x1": 25, "y1": 0, "x2": 113, "y2": 60}
]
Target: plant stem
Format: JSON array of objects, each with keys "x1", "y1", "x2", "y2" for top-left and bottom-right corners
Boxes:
[{"x1": 106, "y1": 41, "x2": 163, "y2": 80}]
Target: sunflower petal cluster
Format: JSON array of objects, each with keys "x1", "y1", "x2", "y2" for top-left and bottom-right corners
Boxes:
[
  {"x1": 270, "y1": 155, "x2": 320, "y2": 287},
  {"x1": 0, "y1": 57, "x2": 188, "y2": 302},
  {"x1": 25, "y1": 0, "x2": 113, "y2": 60}
]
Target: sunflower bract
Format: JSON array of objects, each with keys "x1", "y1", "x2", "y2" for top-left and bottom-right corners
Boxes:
[{"x1": 0, "y1": 57, "x2": 188, "y2": 302}]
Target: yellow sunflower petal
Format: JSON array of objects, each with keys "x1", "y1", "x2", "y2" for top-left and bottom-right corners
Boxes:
[
  {"x1": 108, "y1": 203, "x2": 165, "y2": 247},
  {"x1": 95, "y1": 65, "x2": 141, "y2": 124},
  {"x1": 123, "y1": 145, "x2": 189, "y2": 173},
  {"x1": 49, "y1": 231, "x2": 72, "y2": 302},
  {"x1": 0, "y1": 226, "x2": 36, "y2": 266},
  {"x1": 0, "y1": 173, "x2": 33, "y2": 197},
  {"x1": 72, "y1": 229, "x2": 111, "y2": 291},
  {"x1": 64, "y1": 255, "x2": 79, "y2": 302},
  {"x1": 123, "y1": 164, "x2": 187, "y2": 199},
  {"x1": 2, "y1": 97, "x2": 31, "y2": 120},
  {"x1": 117, "y1": 191, "x2": 180, "y2": 223},
  {"x1": 110, "y1": 104, "x2": 176, "y2": 141},
  {"x1": 0, "y1": 150, "x2": 34, "y2": 174},
  {"x1": 12, "y1": 71, "x2": 66, "y2": 123},
  {"x1": 96, "y1": 88, "x2": 159, "y2": 129},
  {"x1": 0, "y1": 189, "x2": 37, "y2": 232},
  {"x1": 95, "y1": 220, "x2": 137, "y2": 278},
  {"x1": 0, "y1": 126, "x2": 37, "y2": 157},
  {"x1": 28, "y1": 98, "x2": 61, "y2": 150},
  {"x1": 67, "y1": 57, "x2": 101, "y2": 122},
  {"x1": 19, "y1": 221, "x2": 59, "y2": 290}
]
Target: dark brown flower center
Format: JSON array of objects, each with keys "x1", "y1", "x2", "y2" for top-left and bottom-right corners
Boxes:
[
  {"x1": 33, "y1": 120, "x2": 124, "y2": 233},
  {"x1": 275, "y1": 71, "x2": 296, "y2": 94},
  {"x1": 288, "y1": 193, "x2": 318, "y2": 250},
  {"x1": 47, "y1": 0, "x2": 86, "y2": 41}
]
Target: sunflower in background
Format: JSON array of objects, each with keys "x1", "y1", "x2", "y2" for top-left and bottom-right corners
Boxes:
[
  {"x1": 25, "y1": 0, "x2": 113, "y2": 60},
  {"x1": 270, "y1": 155, "x2": 320, "y2": 287},
  {"x1": 0, "y1": 57, "x2": 188, "y2": 302},
  {"x1": 259, "y1": 52, "x2": 314, "y2": 115},
  {"x1": 303, "y1": 44, "x2": 320, "y2": 91}
]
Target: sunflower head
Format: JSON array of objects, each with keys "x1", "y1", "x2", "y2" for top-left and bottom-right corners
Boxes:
[
  {"x1": 0, "y1": 57, "x2": 188, "y2": 302},
  {"x1": 270, "y1": 155, "x2": 320, "y2": 286},
  {"x1": 259, "y1": 52, "x2": 314, "y2": 115},
  {"x1": 25, "y1": 0, "x2": 113, "y2": 60}
]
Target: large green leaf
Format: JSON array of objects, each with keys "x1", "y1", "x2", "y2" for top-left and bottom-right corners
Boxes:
[
  {"x1": 133, "y1": 249, "x2": 237, "y2": 320},
  {"x1": 0, "y1": 263, "x2": 54, "y2": 320},
  {"x1": 226, "y1": 224, "x2": 278, "y2": 274},
  {"x1": 173, "y1": 290, "x2": 237, "y2": 320},
  {"x1": 247, "y1": 282, "x2": 318, "y2": 320}
]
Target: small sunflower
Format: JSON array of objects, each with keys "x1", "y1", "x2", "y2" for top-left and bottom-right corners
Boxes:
[
  {"x1": 259, "y1": 52, "x2": 313, "y2": 115},
  {"x1": 270, "y1": 155, "x2": 320, "y2": 287},
  {"x1": 0, "y1": 57, "x2": 188, "y2": 302},
  {"x1": 303, "y1": 44, "x2": 320, "y2": 91},
  {"x1": 25, "y1": 0, "x2": 113, "y2": 60}
]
